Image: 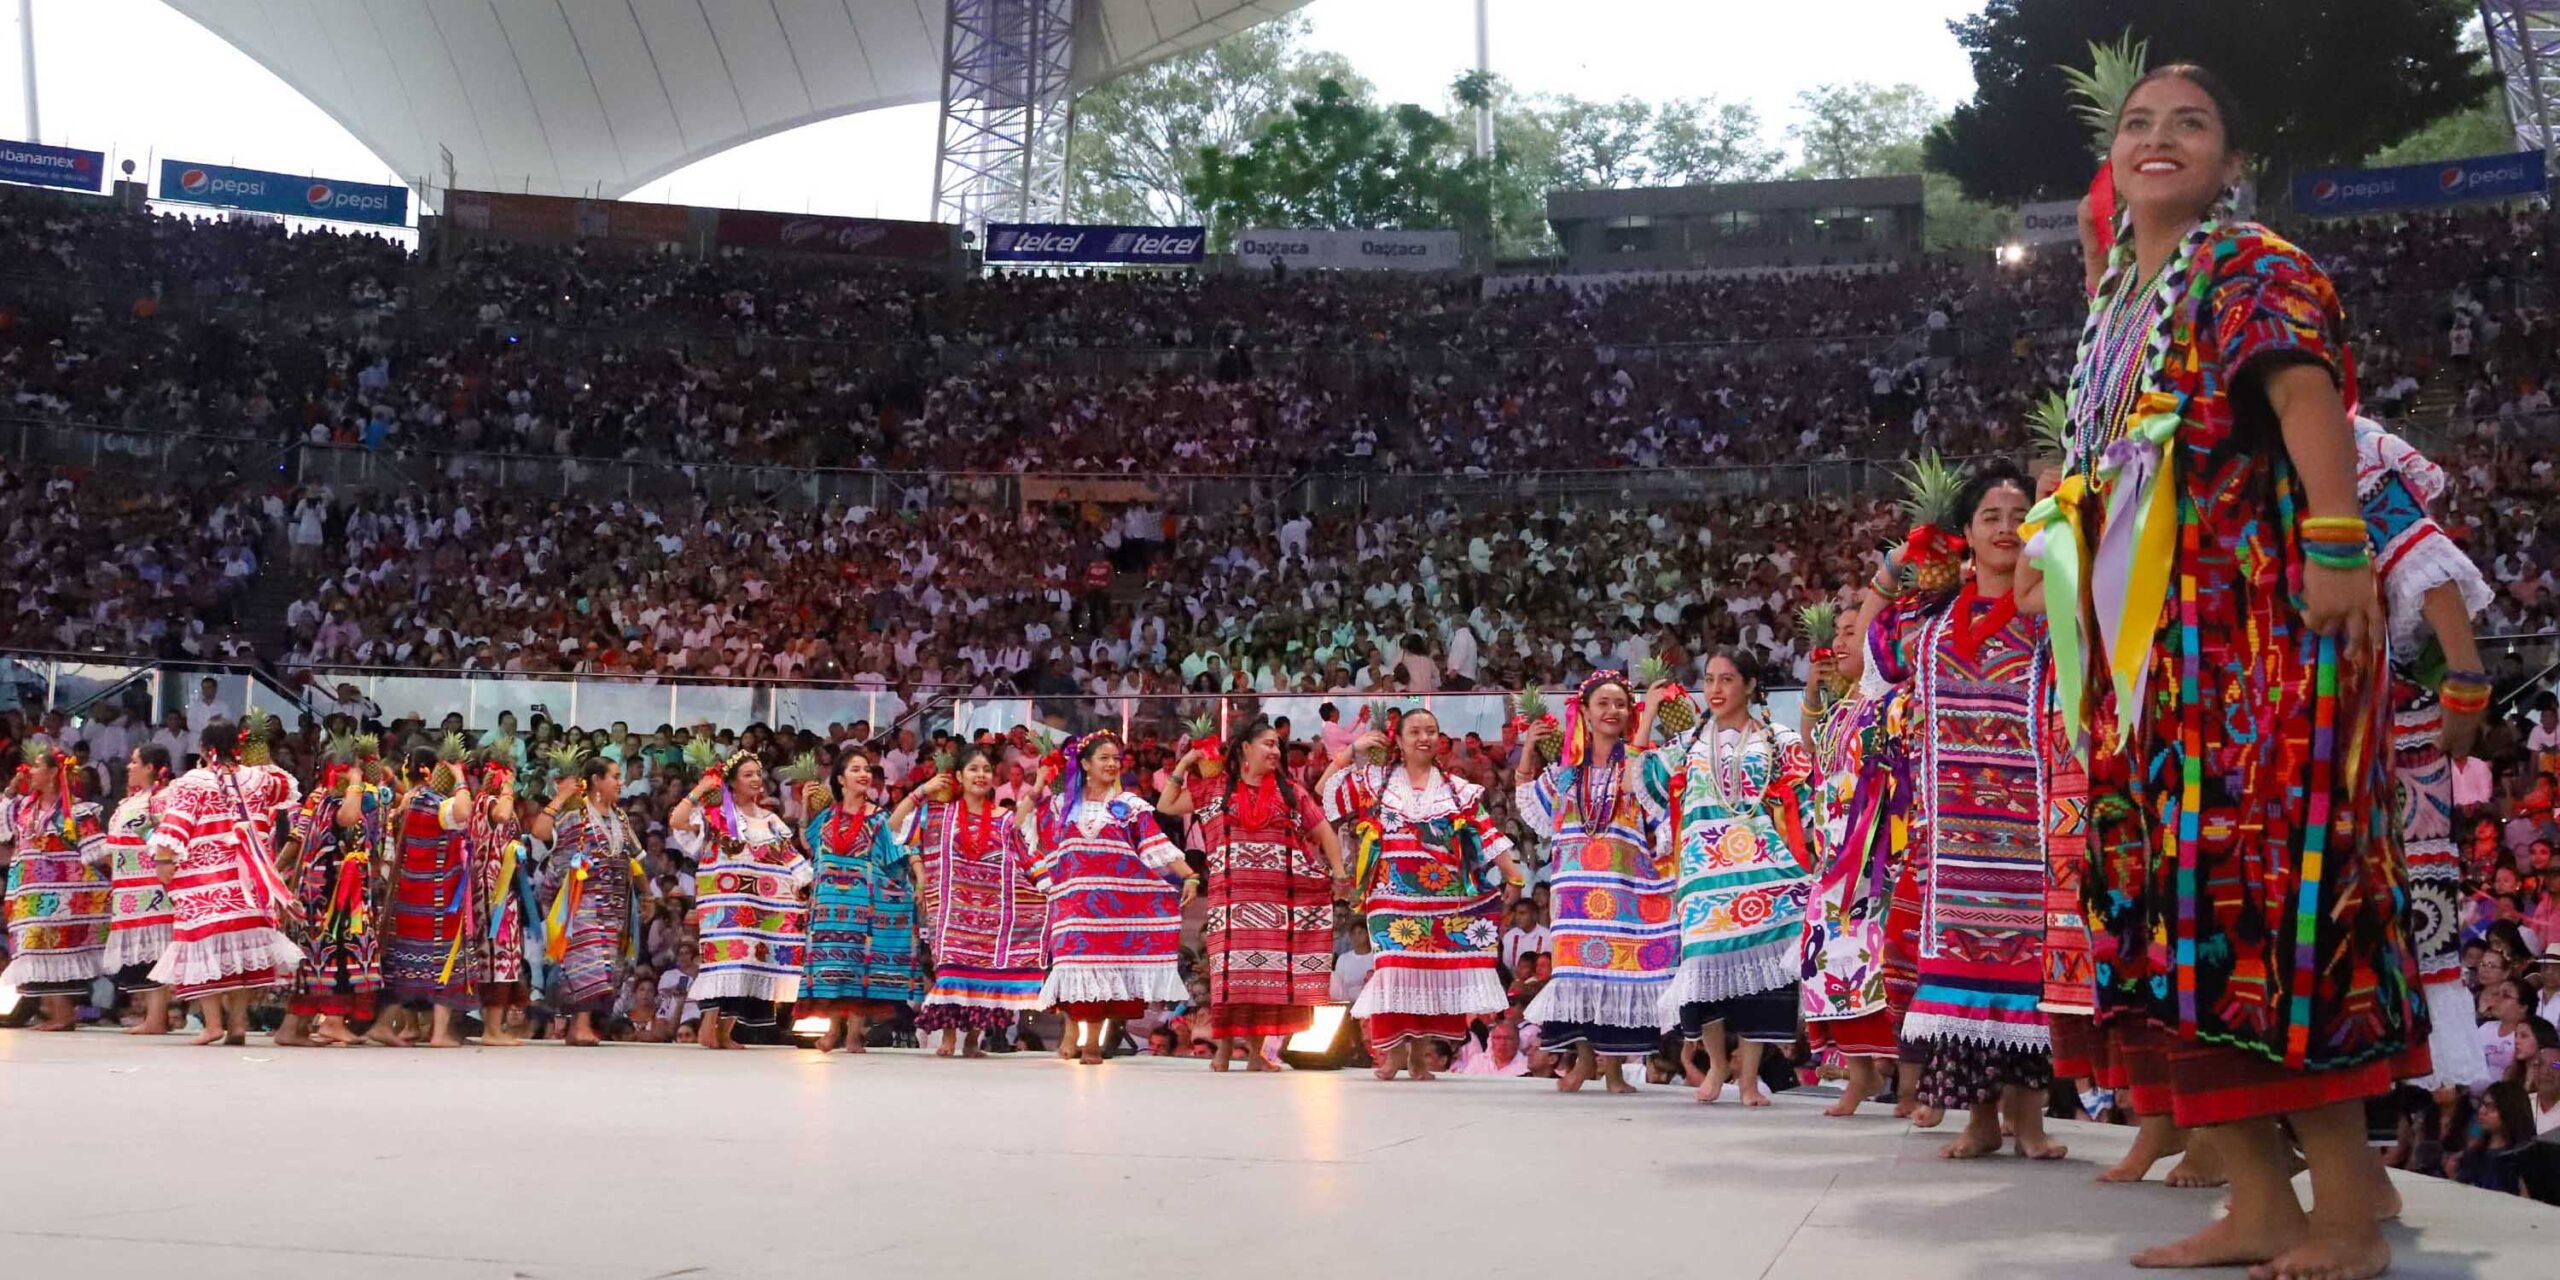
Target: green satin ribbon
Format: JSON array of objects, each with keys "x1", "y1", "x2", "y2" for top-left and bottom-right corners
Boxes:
[
  {"x1": 2099, "y1": 404, "x2": 2185, "y2": 749},
  {"x1": 2023, "y1": 478, "x2": 2089, "y2": 752}
]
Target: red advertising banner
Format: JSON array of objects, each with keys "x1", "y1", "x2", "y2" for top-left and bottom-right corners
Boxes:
[
  {"x1": 714, "y1": 208, "x2": 955, "y2": 262},
  {"x1": 444, "y1": 189, "x2": 691, "y2": 246}
]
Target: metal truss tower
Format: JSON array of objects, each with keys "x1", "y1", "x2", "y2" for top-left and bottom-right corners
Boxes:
[
  {"x1": 931, "y1": 0, "x2": 1080, "y2": 234},
  {"x1": 2481, "y1": 2, "x2": 2560, "y2": 171}
]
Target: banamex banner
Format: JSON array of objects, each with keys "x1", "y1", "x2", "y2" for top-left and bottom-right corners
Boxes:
[
  {"x1": 0, "y1": 139, "x2": 105, "y2": 193},
  {"x1": 1235, "y1": 227, "x2": 1462, "y2": 271},
  {"x1": 715, "y1": 208, "x2": 954, "y2": 262},
  {"x1": 158, "y1": 159, "x2": 408, "y2": 225},
  {"x1": 2292, "y1": 150, "x2": 2547, "y2": 216},
  {"x1": 983, "y1": 222, "x2": 1205, "y2": 265}
]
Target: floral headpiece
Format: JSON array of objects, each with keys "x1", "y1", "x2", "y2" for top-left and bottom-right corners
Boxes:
[
  {"x1": 1562, "y1": 670, "x2": 1630, "y2": 769},
  {"x1": 1050, "y1": 729, "x2": 1123, "y2": 829}
]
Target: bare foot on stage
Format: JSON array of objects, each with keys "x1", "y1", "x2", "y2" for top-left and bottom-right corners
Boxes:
[
  {"x1": 222, "y1": 1031, "x2": 247, "y2": 1047},
  {"x1": 480, "y1": 1031, "x2": 525, "y2": 1047},
  {"x1": 1372, "y1": 1062, "x2": 1401, "y2": 1081},
  {"x1": 1739, "y1": 1083, "x2": 1773, "y2": 1108},
  {"x1": 1909, "y1": 1103, "x2": 1945, "y2": 1130},
  {"x1": 1210, "y1": 1041, "x2": 1233, "y2": 1072},
  {"x1": 425, "y1": 1034, "x2": 465, "y2": 1049},
  {"x1": 128, "y1": 1020, "x2": 170, "y2": 1037},
  {"x1": 1246, "y1": 1052, "x2": 1279, "y2": 1072},
  {"x1": 843, "y1": 1042, "x2": 867, "y2": 1054},
  {"x1": 1603, "y1": 1069, "x2": 1638, "y2": 1095},
  {"x1": 1694, "y1": 1060, "x2": 1729, "y2": 1104},
  {"x1": 1078, "y1": 1047, "x2": 1104, "y2": 1065},
  {"x1": 567, "y1": 1030, "x2": 602, "y2": 1047},
  {"x1": 2130, "y1": 1213, "x2": 2306, "y2": 1271},
  {"x1": 2247, "y1": 1229, "x2": 2390, "y2": 1280},
  {"x1": 2165, "y1": 1149, "x2": 2228, "y2": 1189},
  {"x1": 2101, "y1": 1117, "x2": 2188, "y2": 1183},
  {"x1": 1408, "y1": 1059, "x2": 1436, "y2": 1082},
  {"x1": 273, "y1": 1029, "x2": 314, "y2": 1048},
  {"x1": 935, "y1": 1042, "x2": 957, "y2": 1058},
  {"x1": 189, "y1": 1026, "x2": 227, "y2": 1046},
  {"x1": 2013, "y1": 1130, "x2": 2069, "y2": 1160},
  {"x1": 1940, "y1": 1110, "x2": 2003, "y2": 1159},
  {"x1": 1824, "y1": 1090, "x2": 1864, "y2": 1117},
  {"x1": 1558, "y1": 1053, "x2": 1591, "y2": 1093},
  {"x1": 963, "y1": 1046, "x2": 989, "y2": 1059}
]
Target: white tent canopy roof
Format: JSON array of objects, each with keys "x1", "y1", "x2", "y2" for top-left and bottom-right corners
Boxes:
[{"x1": 163, "y1": 0, "x2": 1310, "y2": 200}]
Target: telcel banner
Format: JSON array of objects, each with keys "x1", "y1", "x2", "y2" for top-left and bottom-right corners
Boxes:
[
  {"x1": 0, "y1": 139, "x2": 104, "y2": 193},
  {"x1": 984, "y1": 223, "x2": 1204, "y2": 265},
  {"x1": 158, "y1": 159, "x2": 408, "y2": 226},
  {"x1": 1235, "y1": 227, "x2": 1462, "y2": 271},
  {"x1": 2293, "y1": 150, "x2": 2547, "y2": 216}
]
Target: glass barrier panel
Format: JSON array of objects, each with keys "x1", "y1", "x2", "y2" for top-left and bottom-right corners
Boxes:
[
  {"x1": 572, "y1": 683, "x2": 682, "y2": 737},
  {"x1": 771, "y1": 686, "x2": 911, "y2": 737},
  {"x1": 671, "y1": 683, "x2": 757, "y2": 730}
]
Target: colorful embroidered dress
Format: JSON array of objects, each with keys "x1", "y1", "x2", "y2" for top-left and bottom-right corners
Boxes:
[
  {"x1": 1029, "y1": 795, "x2": 1190, "y2": 1015},
  {"x1": 1516, "y1": 754, "x2": 1673, "y2": 1057},
  {"x1": 1191, "y1": 774, "x2": 1337, "y2": 1040},
  {"x1": 1322, "y1": 764, "x2": 1516, "y2": 1050},
  {"x1": 2355, "y1": 417, "x2": 2494, "y2": 1091},
  {"x1": 2059, "y1": 223, "x2": 2427, "y2": 1125},
  {"x1": 98, "y1": 786, "x2": 174, "y2": 985},
  {"x1": 543, "y1": 803, "x2": 642, "y2": 1015},
  {"x1": 800, "y1": 804, "x2": 920, "y2": 1013},
  {"x1": 467, "y1": 791, "x2": 532, "y2": 998},
  {"x1": 1877, "y1": 583, "x2": 2054, "y2": 1107},
  {"x1": 1637, "y1": 719, "x2": 1817, "y2": 1044},
  {"x1": 1798, "y1": 662, "x2": 1912, "y2": 1061},
  {"x1": 1, "y1": 790, "x2": 110, "y2": 995},
  {"x1": 383, "y1": 787, "x2": 476, "y2": 1010},
  {"x1": 677, "y1": 807, "x2": 813, "y2": 1006},
  {"x1": 147, "y1": 764, "x2": 304, "y2": 999},
  {"x1": 905, "y1": 798, "x2": 1046, "y2": 1030},
  {"x1": 287, "y1": 784, "x2": 391, "y2": 1018}
]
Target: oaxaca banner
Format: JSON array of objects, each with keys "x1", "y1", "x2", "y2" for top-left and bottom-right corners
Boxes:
[
  {"x1": 2013, "y1": 199, "x2": 2081, "y2": 246},
  {"x1": 0, "y1": 139, "x2": 104, "y2": 193},
  {"x1": 444, "y1": 189, "x2": 689, "y2": 246},
  {"x1": 984, "y1": 222, "x2": 1204, "y2": 265},
  {"x1": 157, "y1": 159, "x2": 408, "y2": 225},
  {"x1": 1234, "y1": 227, "x2": 1462, "y2": 271},
  {"x1": 714, "y1": 208, "x2": 954, "y2": 262},
  {"x1": 2292, "y1": 150, "x2": 2547, "y2": 216}
]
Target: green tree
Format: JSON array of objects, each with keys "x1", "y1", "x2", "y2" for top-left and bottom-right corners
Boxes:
[
  {"x1": 1926, "y1": 0, "x2": 2493, "y2": 204},
  {"x1": 1647, "y1": 97, "x2": 1782, "y2": 186},
  {"x1": 1067, "y1": 16, "x2": 1368, "y2": 225},
  {"x1": 1187, "y1": 78, "x2": 1494, "y2": 246},
  {"x1": 1549, "y1": 97, "x2": 1657, "y2": 189},
  {"x1": 2364, "y1": 88, "x2": 2516, "y2": 167},
  {"x1": 1788, "y1": 82, "x2": 1940, "y2": 180}
]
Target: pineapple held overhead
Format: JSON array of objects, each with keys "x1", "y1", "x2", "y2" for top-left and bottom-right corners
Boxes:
[
  {"x1": 1895, "y1": 450, "x2": 1966, "y2": 597},
  {"x1": 238, "y1": 708, "x2": 278, "y2": 767},
  {"x1": 1510, "y1": 687, "x2": 1559, "y2": 763},
  {"x1": 1186, "y1": 714, "x2": 1224, "y2": 777}
]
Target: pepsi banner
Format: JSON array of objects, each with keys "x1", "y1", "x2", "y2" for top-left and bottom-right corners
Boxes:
[
  {"x1": 157, "y1": 159, "x2": 408, "y2": 226},
  {"x1": 984, "y1": 222, "x2": 1204, "y2": 265},
  {"x1": 0, "y1": 139, "x2": 104, "y2": 193},
  {"x1": 2293, "y1": 150, "x2": 2546, "y2": 216}
]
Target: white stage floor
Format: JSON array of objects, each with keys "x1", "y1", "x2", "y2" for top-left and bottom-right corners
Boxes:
[{"x1": 2, "y1": 1029, "x2": 2551, "y2": 1278}]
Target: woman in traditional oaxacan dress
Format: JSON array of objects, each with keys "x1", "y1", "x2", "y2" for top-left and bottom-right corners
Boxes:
[
  {"x1": 1861, "y1": 461, "x2": 2063, "y2": 1159},
  {"x1": 148, "y1": 720, "x2": 305, "y2": 1047},
  {"x1": 534, "y1": 755, "x2": 643, "y2": 1048},
  {"x1": 1025, "y1": 731, "x2": 1198, "y2": 1066},
  {"x1": 98, "y1": 745, "x2": 178, "y2": 1035},
  {"x1": 382, "y1": 743, "x2": 477, "y2": 1049},
  {"x1": 2, "y1": 739, "x2": 110, "y2": 1031},
  {"x1": 797, "y1": 748, "x2": 921, "y2": 1053},
  {"x1": 895, "y1": 746, "x2": 1046, "y2": 1058},
  {"x1": 1797, "y1": 602, "x2": 1915, "y2": 1117},
  {"x1": 1637, "y1": 651, "x2": 1818, "y2": 1106},
  {"x1": 1514, "y1": 673, "x2": 1674, "y2": 1094},
  {"x1": 466, "y1": 757, "x2": 534, "y2": 1046},
  {"x1": 275, "y1": 745, "x2": 393, "y2": 1048},
  {"x1": 1321, "y1": 706, "x2": 1524, "y2": 1081},
  {"x1": 1160, "y1": 715, "x2": 1347, "y2": 1073},
  {"x1": 673, "y1": 753, "x2": 812, "y2": 1050},
  {"x1": 2026, "y1": 66, "x2": 2426, "y2": 1274}
]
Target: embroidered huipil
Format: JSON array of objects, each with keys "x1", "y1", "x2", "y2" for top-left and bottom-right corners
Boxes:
[
  {"x1": 1637, "y1": 720, "x2": 1818, "y2": 1026},
  {"x1": 678, "y1": 807, "x2": 813, "y2": 1004},
  {"x1": 0, "y1": 790, "x2": 111, "y2": 990},
  {"x1": 1028, "y1": 796, "x2": 1190, "y2": 1009},
  {"x1": 1515, "y1": 755, "x2": 1674, "y2": 1039},
  {"x1": 98, "y1": 786, "x2": 174, "y2": 974},
  {"x1": 1323, "y1": 764, "x2": 1516, "y2": 1021}
]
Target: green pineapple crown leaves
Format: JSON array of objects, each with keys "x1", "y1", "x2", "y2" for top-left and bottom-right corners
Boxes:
[
  {"x1": 681, "y1": 737, "x2": 718, "y2": 772},
  {"x1": 2028, "y1": 391, "x2": 2073, "y2": 465},
  {"x1": 1512, "y1": 687, "x2": 1549, "y2": 720},
  {"x1": 2061, "y1": 29, "x2": 2150, "y2": 158},
  {"x1": 777, "y1": 751, "x2": 821, "y2": 787},
  {"x1": 1798, "y1": 601, "x2": 1842, "y2": 646},
  {"x1": 435, "y1": 731, "x2": 468, "y2": 763},
  {"x1": 320, "y1": 731, "x2": 360, "y2": 765},
  {"x1": 1635, "y1": 655, "x2": 1677, "y2": 688},
  {"x1": 1184, "y1": 713, "x2": 1219, "y2": 740},
  {"x1": 542, "y1": 742, "x2": 589, "y2": 779},
  {"x1": 1897, "y1": 449, "x2": 1965, "y2": 530}
]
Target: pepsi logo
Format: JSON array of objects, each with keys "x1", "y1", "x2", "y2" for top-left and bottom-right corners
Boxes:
[
  {"x1": 307, "y1": 183, "x2": 334, "y2": 206},
  {"x1": 2311, "y1": 179, "x2": 2339, "y2": 204},
  {"x1": 179, "y1": 168, "x2": 211, "y2": 195},
  {"x1": 2440, "y1": 166, "x2": 2466, "y2": 193}
]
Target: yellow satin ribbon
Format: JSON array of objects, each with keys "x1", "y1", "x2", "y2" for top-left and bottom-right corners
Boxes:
[
  {"x1": 2099, "y1": 398, "x2": 2186, "y2": 748},
  {"x1": 2022, "y1": 473, "x2": 2091, "y2": 752},
  {"x1": 545, "y1": 859, "x2": 588, "y2": 962}
]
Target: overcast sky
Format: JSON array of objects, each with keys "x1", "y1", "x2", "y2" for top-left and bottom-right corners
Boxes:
[{"x1": 3, "y1": 0, "x2": 1982, "y2": 223}]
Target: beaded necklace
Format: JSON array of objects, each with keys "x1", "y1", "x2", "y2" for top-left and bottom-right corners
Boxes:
[{"x1": 2063, "y1": 205, "x2": 2229, "y2": 471}]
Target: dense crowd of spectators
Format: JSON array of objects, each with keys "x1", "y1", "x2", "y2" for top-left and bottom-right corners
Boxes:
[{"x1": 0, "y1": 461, "x2": 265, "y2": 658}]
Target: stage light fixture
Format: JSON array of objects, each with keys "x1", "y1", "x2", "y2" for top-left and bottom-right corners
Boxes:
[{"x1": 1281, "y1": 1003, "x2": 1356, "y2": 1071}]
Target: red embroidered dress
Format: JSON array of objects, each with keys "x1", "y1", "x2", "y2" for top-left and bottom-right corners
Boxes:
[
  {"x1": 1, "y1": 791, "x2": 110, "y2": 995},
  {"x1": 1189, "y1": 774, "x2": 1336, "y2": 1039},
  {"x1": 1029, "y1": 796, "x2": 1190, "y2": 1019},
  {"x1": 1323, "y1": 764, "x2": 1516, "y2": 1051},
  {"x1": 98, "y1": 786, "x2": 175, "y2": 984},
  {"x1": 147, "y1": 764, "x2": 304, "y2": 999}
]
